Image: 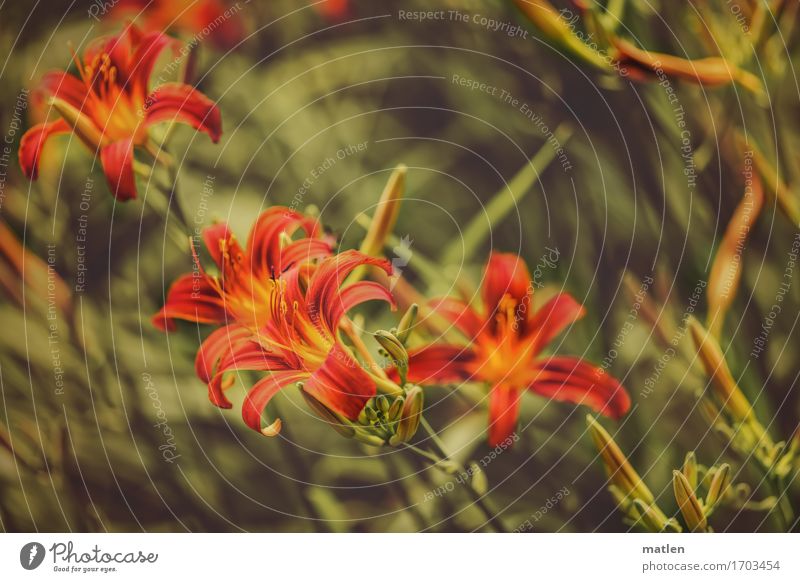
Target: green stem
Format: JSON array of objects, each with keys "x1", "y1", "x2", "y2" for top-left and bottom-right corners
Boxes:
[{"x1": 418, "y1": 419, "x2": 509, "y2": 533}]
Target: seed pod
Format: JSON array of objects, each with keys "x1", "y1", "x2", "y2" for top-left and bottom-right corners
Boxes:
[{"x1": 673, "y1": 470, "x2": 708, "y2": 532}]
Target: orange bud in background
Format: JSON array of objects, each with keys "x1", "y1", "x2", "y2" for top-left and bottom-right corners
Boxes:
[{"x1": 706, "y1": 163, "x2": 764, "y2": 338}]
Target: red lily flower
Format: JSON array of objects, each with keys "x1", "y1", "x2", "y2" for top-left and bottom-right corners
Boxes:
[
  {"x1": 19, "y1": 24, "x2": 221, "y2": 201},
  {"x1": 110, "y1": 0, "x2": 245, "y2": 50},
  {"x1": 153, "y1": 206, "x2": 332, "y2": 332},
  {"x1": 405, "y1": 252, "x2": 630, "y2": 446},
  {"x1": 154, "y1": 207, "x2": 395, "y2": 436}
]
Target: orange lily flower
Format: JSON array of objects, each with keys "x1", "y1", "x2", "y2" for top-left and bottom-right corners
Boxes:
[
  {"x1": 153, "y1": 206, "x2": 332, "y2": 332},
  {"x1": 19, "y1": 24, "x2": 222, "y2": 201},
  {"x1": 110, "y1": 0, "x2": 245, "y2": 49},
  {"x1": 155, "y1": 207, "x2": 395, "y2": 436},
  {"x1": 405, "y1": 252, "x2": 631, "y2": 445}
]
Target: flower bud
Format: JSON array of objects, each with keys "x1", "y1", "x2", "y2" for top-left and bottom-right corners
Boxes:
[
  {"x1": 49, "y1": 97, "x2": 107, "y2": 150},
  {"x1": 395, "y1": 303, "x2": 418, "y2": 344},
  {"x1": 469, "y1": 461, "x2": 489, "y2": 495},
  {"x1": 688, "y1": 317, "x2": 755, "y2": 425},
  {"x1": 357, "y1": 164, "x2": 406, "y2": 267},
  {"x1": 299, "y1": 388, "x2": 355, "y2": 438},
  {"x1": 704, "y1": 463, "x2": 731, "y2": 514},
  {"x1": 707, "y1": 175, "x2": 764, "y2": 338},
  {"x1": 672, "y1": 470, "x2": 708, "y2": 532},
  {"x1": 683, "y1": 451, "x2": 698, "y2": 490},
  {"x1": 586, "y1": 415, "x2": 655, "y2": 505},
  {"x1": 389, "y1": 385, "x2": 423, "y2": 445}
]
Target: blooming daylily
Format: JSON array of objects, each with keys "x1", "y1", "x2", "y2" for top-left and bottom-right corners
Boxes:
[
  {"x1": 110, "y1": 0, "x2": 245, "y2": 50},
  {"x1": 154, "y1": 207, "x2": 396, "y2": 436},
  {"x1": 153, "y1": 206, "x2": 332, "y2": 332},
  {"x1": 19, "y1": 24, "x2": 222, "y2": 201},
  {"x1": 404, "y1": 252, "x2": 631, "y2": 445}
]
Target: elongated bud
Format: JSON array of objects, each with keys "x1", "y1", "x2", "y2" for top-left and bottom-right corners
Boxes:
[
  {"x1": 513, "y1": 0, "x2": 611, "y2": 70},
  {"x1": 49, "y1": 97, "x2": 108, "y2": 150},
  {"x1": 688, "y1": 317, "x2": 754, "y2": 424},
  {"x1": 586, "y1": 415, "x2": 654, "y2": 505},
  {"x1": 707, "y1": 172, "x2": 764, "y2": 338},
  {"x1": 390, "y1": 385, "x2": 423, "y2": 445},
  {"x1": 672, "y1": 470, "x2": 708, "y2": 532},
  {"x1": 300, "y1": 388, "x2": 355, "y2": 438},
  {"x1": 359, "y1": 164, "x2": 406, "y2": 259},
  {"x1": 613, "y1": 38, "x2": 764, "y2": 96},
  {"x1": 375, "y1": 395, "x2": 390, "y2": 415},
  {"x1": 388, "y1": 396, "x2": 404, "y2": 421},
  {"x1": 683, "y1": 451, "x2": 698, "y2": 490},
  {"x1": 395, "y1": 303, "x2": 418, "y2": 344},
  {"x1": 705, "y1": 463, "x2": 731, "y2": 513},
  {"x1": 374, "y1": 330, "x2": 408, "y2": 365}
]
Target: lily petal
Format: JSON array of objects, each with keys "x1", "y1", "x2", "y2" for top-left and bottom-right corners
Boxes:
[
  {"x1": 482, "y1": 251, "x2": 531, "y2": 316},
  {"x1": 18, "y1": 119, "x2": 71, "y2": 180},
  {"x1": 242, "y1": 371, "x2": 308, "y2": 436},
  {"x1": 488, "y1": 385, "x2": 521, "y2": 446},
  {"x1": 527, "y1": 292, "x2": 586, "y2": 348},
  {"x1": 152, "y1": 273, "x2": 227, "y2": 331},
  {"x1": 303, "y1": 343, "x2": 375, "y2": 420},
  {"x1": 144, "y1": 82, "x2": 222, "y2": 143},
  {"x1": 405, "y1": 344, "x2": 476, "y2": 384},
  {"x1": 527, "y1": 356, "x2": 630, "y2": 419},
  {"x1": 100, "y1": 138, "x2": 137, "y2": 201}
]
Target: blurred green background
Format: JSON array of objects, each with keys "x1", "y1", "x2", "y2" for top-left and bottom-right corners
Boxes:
[{"x1": 0, "y1": 0, "x2": 798, "y2": 532}]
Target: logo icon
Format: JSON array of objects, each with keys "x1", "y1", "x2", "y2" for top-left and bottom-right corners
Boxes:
[{"x1": 20, "y1": 542, "x2": 46, "y2": 570}]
